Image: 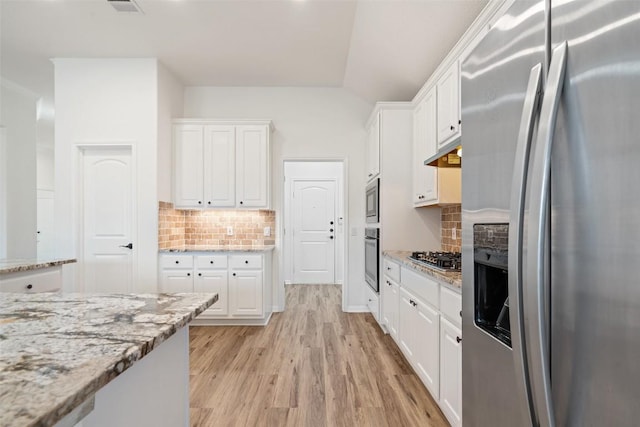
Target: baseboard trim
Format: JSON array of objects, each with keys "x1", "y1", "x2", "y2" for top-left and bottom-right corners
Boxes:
[
  {"x1": 284, "y1": 280, "x2": 292, "y2": 285},
  {"x1": 272, "y1": 305, "x2": 284, "y2": 313},
  {"x1": 190, "y1": 311, "x2": 273, "y2": 327},
  {"x1": 345, "y1": 305, "x2": 369, "y2": 313}
]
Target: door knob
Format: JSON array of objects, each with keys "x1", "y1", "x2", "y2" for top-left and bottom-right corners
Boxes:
[
  {"x1": 119, "y1": 243, "x2": 133, "y2": 249},
  {"x1": 456, "y1": 336, "x2": 462, "y2": 343}
]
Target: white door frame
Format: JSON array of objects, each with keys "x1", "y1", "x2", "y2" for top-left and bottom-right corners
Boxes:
[
  {"x1": 75, "y1": 143, "x2": 138, "y2": 292},
  {"x1": 281, "y1": 159, "x2": 348, "y2": 312}
]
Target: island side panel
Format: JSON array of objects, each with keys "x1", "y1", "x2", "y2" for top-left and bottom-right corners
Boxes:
[{"x1": 77, "y1": 327, "x2": 189, "y2": 427}]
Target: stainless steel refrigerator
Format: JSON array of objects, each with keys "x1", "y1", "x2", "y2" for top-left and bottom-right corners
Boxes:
[{"x1": 461, "y1": 1, "x2": 640, "y2": 426}]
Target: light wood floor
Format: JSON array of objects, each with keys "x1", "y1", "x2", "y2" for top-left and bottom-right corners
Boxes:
[{"x1": 189, "y1": 284, "x2": 449, "y2": 427}]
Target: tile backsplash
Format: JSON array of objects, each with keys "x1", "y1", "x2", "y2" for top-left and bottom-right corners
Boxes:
[
  {"x1": 158, "y1": 202, "x2": 276, "y2": 249},
  {"x1": 441, "y1": 204, "x2": 461, "y2": 253}
]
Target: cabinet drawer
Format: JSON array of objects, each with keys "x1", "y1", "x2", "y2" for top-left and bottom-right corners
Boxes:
[
  {"x1": 0, "y1": 268, "x2": 62, "y2": 293},
  {"x1": 440, "y1": 286, "x2": 462, "y2": 327},
  {"x1": 401, "y1": 267, "x2": 439, "y2": 309},
  {"x1": 229, "y1": 254, "x2": 262, "y2": 269},
  {"x1": 195, "y1": 255, "x2": 227, "y2": 270},
  {"x1": 383, "y1": 258, "x2": 400, "y2": 282},
  {"x1": 160, "y1": 255, "x2": 193, "y2": 269}
]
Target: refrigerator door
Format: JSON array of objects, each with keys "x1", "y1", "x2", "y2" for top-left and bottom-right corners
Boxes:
[
  {"x1": 461, "y1": 1, "x2": 545, "y2": 426},
  {"x1": 548, "y1": 1, "x2": 640, "y2": 425}
]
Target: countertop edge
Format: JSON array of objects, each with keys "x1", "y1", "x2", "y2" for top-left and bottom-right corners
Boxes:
[
  {"x1": 382, "y1": 250, "x2": 462, "y2": 291},
  {"x1": 159, "y1": 245, "x2": 276, "y2": 253},
  {"x1": 0, "y1": 258, "x2": 77, "y2": 275},
  {"x1": 32, "y1": 292, "x2": 218, "y2": 427}
]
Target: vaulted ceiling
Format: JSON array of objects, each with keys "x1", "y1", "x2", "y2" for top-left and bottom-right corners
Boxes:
[{"x1": 0, "y1": 0, "x2": 488, "y2": 103}]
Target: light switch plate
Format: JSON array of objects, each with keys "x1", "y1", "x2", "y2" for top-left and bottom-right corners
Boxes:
[
  {"x1": 452, "y1": 228, "x2": 457, "y2": 240},
  {"x1": 227, "y1": 226, "x2": 233, "y2": 236},
  {"x1": 263, "y1": 226, "x2": 271, "y2": 237}
]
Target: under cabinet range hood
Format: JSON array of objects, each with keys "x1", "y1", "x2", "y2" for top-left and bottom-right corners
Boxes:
[{"x1": 424, "y1": 146, "x2": 461, "y2": 167}]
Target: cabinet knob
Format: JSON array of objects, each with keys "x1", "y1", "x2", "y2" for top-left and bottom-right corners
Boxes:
[
  {"x1": 245, "y1": 260, "x2": 249, "y2": 264},
  {"x1": 233, "y1": 273, "x2": 236, "y2": 277},
  {"x1": 207, "y1": 201, "x2": 211, "y2": 205},
  {"x1": 26, "y1": 284, "x2": 33, "y2": 290},
  {"x1": 175, "y1": 260, "x2": 179, "y2": 264},
  {"x1": 460, "y1": 310, "x2": 462, "y2": 317},
  {"x1": 456, "y1": 336, "x2": 462, "y2": 343},
  {"x1": 330, "y1": 221, "x2": 334, "y2": 225},
  {"x1": 198, "y1": 273, "x2": 202, "y2": 277},
  {"x1": 210, "y1": 261, "x2": 214, "y2": 264},
  {"x1": 368, "y1": 173, "x2": 373, "y2": 177},
  {"x1": 329, "y1": 236, "x2": 334, "y2": 239},
  {"x1": 450, "y1": 125, "x2": 455, "y2": 131},
  {"x1": 187, "y1": 273, "x2": 191, "y2": 277},
  {"x1": 198, "y1": 201, "x2": 202, "y2": 205},
  {"x1": 458, "y1": 119, "x2": 462, "y2": 125},
  {"x1": 330, "y1": 228, "x2": 334, "y2": 232},
  {"x1": 240, "y1": 201, "x2": 244, "y2": 205}
]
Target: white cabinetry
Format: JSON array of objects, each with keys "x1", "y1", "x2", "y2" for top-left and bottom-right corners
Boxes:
[
  {"x1": 0, "y1": 266, "x2": 62, "y2": 293},
  {"x1": 159, "y1": 251, "x2": 272, "y2": 324},
  {"x1": 413, "y1": 87, "x2": 438, "y2": 205},
  {"x1": 440, "y1": 317, "x2": 462, "y2": 427},
  {"x1": 365, "y1": 112, "x2": 380, "y2": 182},
  {"x1": 173, "y1": 121, "x2": 271, "y2": 209},
  {"x1": 436, "y1": 60, "x2": 461, "y2": 146},
  {"x1": 413, "y1": 86, "x2": 462, "y2": 207}
]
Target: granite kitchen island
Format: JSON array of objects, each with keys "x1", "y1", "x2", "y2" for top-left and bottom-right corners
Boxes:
[{"x1": 0, "y1": 292, "x2": 218, "y2": 427}]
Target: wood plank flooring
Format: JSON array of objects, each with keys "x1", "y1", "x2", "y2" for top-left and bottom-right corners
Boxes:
[{"x1": 189, "y1": 284, "x2": 449, "y2": 427}]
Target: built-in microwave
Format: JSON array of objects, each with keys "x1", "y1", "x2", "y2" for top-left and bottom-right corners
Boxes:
[{"x1": 366, "y1": 178, "x2": 379, "y2": 223}]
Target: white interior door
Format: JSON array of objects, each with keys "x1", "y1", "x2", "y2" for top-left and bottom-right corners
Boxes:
[
  {"x1": 36, "y1": 190, "x2": 55, "y2": 259},
  {"x1": 292, "y1": 179, "x2": 336, "y2": 284},
  {"x1": 82, "y1": 147, "x2": 134, "y2": 293}
]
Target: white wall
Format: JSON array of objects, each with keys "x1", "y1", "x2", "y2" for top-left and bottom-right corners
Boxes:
[
  {"x1": 0, "y1": 80, "x2": 37, "y2": 259},
  {"x1": 54, "y1": 58, "x2": 160, "y2": 292},
  {"x1": 184, "y1": 87, "x2": 372, "y2": 311},
  {"x1": 157, "y1": 63, "x2": 184, "y2": 202}
]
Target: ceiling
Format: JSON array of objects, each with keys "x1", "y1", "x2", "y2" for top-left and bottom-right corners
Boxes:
[{"x1": 0, "y1": 0, "x2": 488, "y2": 103}]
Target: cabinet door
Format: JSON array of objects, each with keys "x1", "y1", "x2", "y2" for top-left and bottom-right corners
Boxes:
[
  {"x1": 398, "y1": 288, "x2": 416, "y2": 360},
  {"x1": 366, "y1": 113, "x2": 380, "y2": 181},
  {"x1": 440, "y1": 317, "x2": 462, "y2": 427},
  {"x1": 236, "y1": 125, "x2": 268, "y2": 208},
  {"x1": 204, "y1": 125, "x2": 235, "y2": 207},
  {"x1": 174, "y1": 124, "x2": 204, "y2": 208},
  {"x1": 381, "y1": 276, "x2": 394, "y2": 332},
  {"x1": 195, "y1": 270, "x2": 228, "y2": 316},
  {"x1": 413, "y1": 88, "x2": 439, "y2": 205},
  {"x1": 389, "y1": 280, "x2": 400, "y2": 340},
  {"x1": 437, "y1": 61, "x2": 461, "y2": 146},
  {"x1": 229, "y1": 270, "x2": 263, "y2": 316},
  {"x1": 161, "y1": 270, "x2": 194, "y2": 293},
  {"x1": 415, "y1": 299, "x2": 440, "y2": 400}
]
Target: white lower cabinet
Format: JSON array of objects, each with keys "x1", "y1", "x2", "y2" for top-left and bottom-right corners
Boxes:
[
  {"x1": 440, "y1": 317, "x2": 462, "y2": 427},
  {"x1": 0, "y1": 266, "x2": 62, "y2": 293},
  {"x1": 159, "y1": 251, "x2": 271, "y2": 323},
  {"x1": 399, "y1": 287, "x2": 440, "y2": 400},
  {"x1": 383, "y1": 256, "x2": 462, "y2": 426}
]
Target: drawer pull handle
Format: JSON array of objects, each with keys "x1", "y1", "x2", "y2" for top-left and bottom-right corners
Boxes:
[
  {"x1": 456, "y1": 336, "x2": 462, "y2": 343},
  {"x1": 26, "y1": 284, "x2": 33, "y2": 290}
]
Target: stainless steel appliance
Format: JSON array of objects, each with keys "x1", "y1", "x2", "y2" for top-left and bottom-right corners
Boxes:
[
  {"x1": 365, "y1": 178, "x2": 379, "y2": 223},
  {"x1": 364, "y1": 227, "x2": 379, "y2": 293},
  {"x1": 462, "y1": 1, "x2": 640, "y2": 426},
  {"x1": 409, "y1": 251, "x2": 461, "y2": 272}
]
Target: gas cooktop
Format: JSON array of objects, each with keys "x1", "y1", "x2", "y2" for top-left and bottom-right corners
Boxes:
[{"x1": 409, "y1": 251, "x2": 461, "y2": 272}]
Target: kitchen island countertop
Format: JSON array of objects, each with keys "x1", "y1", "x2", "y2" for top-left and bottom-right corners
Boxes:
[
  {"x1": 383, "y1": 250, "x2": 462, "y2": 290},
  {"x1": 0, "y1": 292, "x2": 217, "y2": 427}
]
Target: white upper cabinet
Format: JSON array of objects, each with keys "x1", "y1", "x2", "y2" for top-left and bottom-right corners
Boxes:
[
  {"x1": 204, "y1": 125, "x2": 236, "y2": 208},
  {"x1": 436, "y1": 60, "x2": 461, "y2": 146},
  {"x1": 366, "y1": 112, "x2": 380, "y2": 182},
  {"x1": 174, "y1": 125, "x2": 205, "y2": 207},
  {"x1": 173, "y1": 120, "x2": 271, "y2": 209},
  {"x1": 235, "y1": 125, "x2": 268, "y2": 208},
  {"x1": 413, "y1": 87, "x2": 438, "y2": 206}
]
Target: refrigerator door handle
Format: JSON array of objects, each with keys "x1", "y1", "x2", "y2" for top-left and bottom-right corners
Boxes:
[
  {"x1": 508, "y1": 62, "x2": 543, "y2": 426},
  {"x1": 525, "y1": 41, "x2": 568, "y2": 427}
]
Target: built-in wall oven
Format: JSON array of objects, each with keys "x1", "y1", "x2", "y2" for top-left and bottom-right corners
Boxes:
[
  {"x1": 364, "y1": 227, "x2": 379, "y2": 293},
  {"x1": 365, "y1": 178, "x2": 379, "y2": 224}
]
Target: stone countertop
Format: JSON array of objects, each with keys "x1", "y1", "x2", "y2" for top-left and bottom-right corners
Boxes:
[
  {"x1": 159, "y1": 245, "x2": 276, "y2": 253},
  {"x1": 0, "y1": 258, "x2": 77, "y2": 275},
  {"x1": 0, "y1": 292, "x2": 218, "y2": 427},
  {"x1": 383, "y1": 250, "x2": 462, "y2": 291}
]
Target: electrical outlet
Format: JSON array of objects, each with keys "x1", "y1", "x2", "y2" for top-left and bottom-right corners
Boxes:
[
  {"x1": 452, "y1": 228, "x2": 457, "y2": 240},
  {"x1": 227, "y1": 226, "x2": 233, "y2": 236},
  {"x1": 263, "y1": 226, "x2": 271, "y2": 237}
]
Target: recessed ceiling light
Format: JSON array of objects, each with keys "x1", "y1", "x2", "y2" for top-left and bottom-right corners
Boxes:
[{"x1": 107, "y1": 0, "x2": 143, "y2": 14}]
